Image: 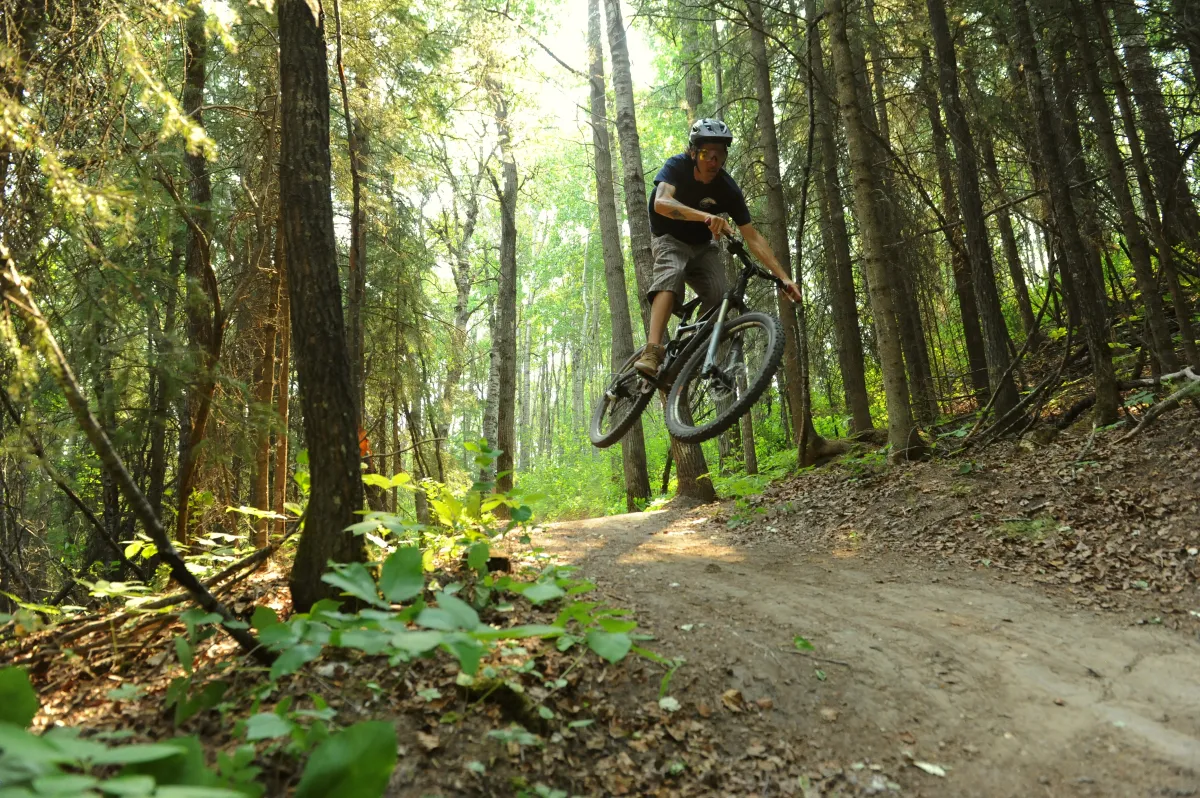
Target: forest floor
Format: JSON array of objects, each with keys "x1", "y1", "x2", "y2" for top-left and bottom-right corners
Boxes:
[
  {"x1": 11, "y1": 407, "x2": 1199, "y2": 797},
  {"x1": 514, "y1": 407, "x2": 1200, "y2": 798}
]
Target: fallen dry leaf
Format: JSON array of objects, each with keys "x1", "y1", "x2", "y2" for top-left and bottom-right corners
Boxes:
[
  {"x1": 416, "y1": 731, "x2": 440, "y2": 751},
  {"x1": 755, "y1": 697, "x2": 774, "y2": 711},
  {"x1": 819, "y1": 707, "x2": 839, "y2": 722},
  {"x1": 697, "y1": 702, "x2": 713, "y2": 718},
  {"x1": 721, "y1": 689, "x2": 745, "y2": 712}
]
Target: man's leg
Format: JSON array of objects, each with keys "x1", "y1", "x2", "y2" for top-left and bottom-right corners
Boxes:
[
  {"x1": 636, "y1": 235, "x2": 689, "y2": 376},
  {"x1": 685, "y1": 241, "x2": 728, "y2": 317},
  {"x1": 647, "y1": 290, "x2": 675, "y2": 346}
]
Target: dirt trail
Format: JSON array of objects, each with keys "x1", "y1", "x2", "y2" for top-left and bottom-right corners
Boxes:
[{"x1": 537, "y1": 508, "x2": 1200, "y2": 797}]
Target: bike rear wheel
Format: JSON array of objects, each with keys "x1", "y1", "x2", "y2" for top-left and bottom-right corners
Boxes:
[
  {"x1": 589, "y1": 349, "x2": 655, "y2": 448},
  {"x1": 664, "y1": 312, "x2": 784, "y2": 444}
]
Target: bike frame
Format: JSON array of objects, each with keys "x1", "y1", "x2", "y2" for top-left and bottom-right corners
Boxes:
[{"x1": 648, "y1": 239, "x2": 780, "y2": 393}]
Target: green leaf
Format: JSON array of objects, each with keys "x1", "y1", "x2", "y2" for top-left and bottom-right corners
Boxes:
[
  {"x1": 174, "y1": 637, "x2": 194, "y2": 675},
  {"x1": 0, "y1": 722, "x2": 70, "y2": 764},
  {"x1": 434, "y1": 592, "x2": 479, "y2": 630},
  {"x1": 442, "y1": 637, "x2": 484, "y2": 675},
  {"x1": 586, "y1": 631, "x2": 632, "y2": 663},
  {"x1": 429, "y1": 496, "x2": 463, "y2": 526},
  {"x1": 93, "y1": 743, "x2": 187, "y2": 765},
  {"x1": 320, "y1": 563, "x2": 386, "y2": 608},
  {"x1": 511, "y1": 505, "x2": 533, "y2": 523},
  {"x1": 414, "y1": 608, "x2": 457, "y2": 631},
  {"x1": 388, "y1": 630, "x2": 443, "y2": 656},
  {"x1": 106, "y1": 684, "x2": 145, "y2": 702},
  {"x1": 379, "y1": 547, "x2": 423, "y2": 603},
  {"x1": 294, "y1": 721, "x2": 397, "y2": 798},
  {"x1": 0, "y1": 667, "x2": 39, "y2": 728},
  {"x1": 244, "y1": 712, "x2": 294, "y2": 741},
  {"x1": 153, "y1": 789, "x2": 245, "y2": 798},
  {"x1": 466, "y1": 542, "x2": 489, "y2": 572},
  {"x1": 119, "y1": 736, "x2": 217, "y2": 788},
  {"x1": 362, "y1": 473, "x2": 392, "y2": 490},
  {"x1": 97, "y1": 775, "x2": 156, "y2": 796},
  {"x1": 793, "y1": 635, "x2": 815, "y2": 652},
  {"x1": 522, "y1": 582, "x2": 565, "y2": 605},
  {"x1": 814, "y1": 669, "x2": 827, "y2": 681},
  {"x1": 31, "y1": 774, "x2": 98, "y2": 794},
  {"x1": 470, "y1": 624, "x2": 563, "y2": 641},
  {"x1": 335, "y1": 629, "x2": 391, "y2": 656},
  {"x1": 269, "y1": 644, "x2": 322, "y2": 681},
  {"x1": 250, "y1": 606, "x2": 279, "y2": 630}
]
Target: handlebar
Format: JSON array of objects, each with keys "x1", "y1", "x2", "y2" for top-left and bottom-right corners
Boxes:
[{"x1": 726, "y1": 238, "x2": 783, "y2": 287}]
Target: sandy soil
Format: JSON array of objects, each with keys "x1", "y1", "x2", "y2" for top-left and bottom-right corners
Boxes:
[{"x1": 535, "y1": 505, "x2": 1200, "y2": 798}]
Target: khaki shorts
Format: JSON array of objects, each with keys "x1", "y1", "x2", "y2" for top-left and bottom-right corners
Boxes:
[{"x1": 648, "y1": 234, "x2": 727, "y2": 315}]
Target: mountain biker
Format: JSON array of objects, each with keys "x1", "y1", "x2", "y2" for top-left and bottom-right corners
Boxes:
[{"x1": 633, "y1": 118, "x2": 802, "y2": 378}]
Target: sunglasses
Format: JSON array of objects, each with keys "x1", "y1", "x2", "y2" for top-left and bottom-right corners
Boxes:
[{"x1": 695, "y1": 148, "x2": 727, "y2": 163}]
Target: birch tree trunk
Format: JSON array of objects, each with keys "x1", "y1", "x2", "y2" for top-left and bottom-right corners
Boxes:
[
  {"x1": 605, "y1": 0, "x2": 714, "y2": 502},
  {"x1": 590, "y1": 0, "x2": 650, "y2": 509},
  {"x1": 488, "y1": 79, "x2": 520, "y2": 500}
]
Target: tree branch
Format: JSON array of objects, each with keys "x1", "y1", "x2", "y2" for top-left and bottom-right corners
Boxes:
[{"x1": 0, "y1": 243, "x2": 273, "y2": 666}]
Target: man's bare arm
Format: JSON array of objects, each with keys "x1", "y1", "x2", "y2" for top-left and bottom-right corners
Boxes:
[
  {"x1": 740, "y1": 223, "x2": 802, "y2": 302},
  {"x1": 655, "y1": 183, "x2": 733, "y2": 235}
]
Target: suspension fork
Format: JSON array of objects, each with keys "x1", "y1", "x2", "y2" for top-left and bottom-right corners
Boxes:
[{"x1": 701, "y1": 295, "x2": 732, "y2": 375}]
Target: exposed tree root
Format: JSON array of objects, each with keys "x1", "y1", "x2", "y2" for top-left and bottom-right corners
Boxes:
[{"x1": 1117, "y1": 367, "x2": 1200, "y2": 442}]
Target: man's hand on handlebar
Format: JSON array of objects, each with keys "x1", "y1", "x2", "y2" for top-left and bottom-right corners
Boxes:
[
  {"x1": 704, "y1": 213, "x2": 734, "y2": 239},
  {"x1": 779, "y1": 277, "x2": 802, "y2": 303}
]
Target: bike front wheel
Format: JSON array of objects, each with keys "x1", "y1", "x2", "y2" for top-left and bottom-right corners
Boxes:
[
  {"x1": 664, "y1": 312, "x2": 784, "y2": 444},
  {"x1": 589, "y1": 349, "x2": 655, "y2": 448}
]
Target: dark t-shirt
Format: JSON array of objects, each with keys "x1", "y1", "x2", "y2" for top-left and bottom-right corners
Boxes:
[{"x1": 648, "y1": 153, "x2": 751, "y2": 244}]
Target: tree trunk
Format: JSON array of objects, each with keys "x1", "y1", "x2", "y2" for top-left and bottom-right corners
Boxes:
[
  {"x1": 590, "y1": 0, "x2": 650, "y2": 509},
  {"x1": 605, "y1": 0, "x2": 715, "y2": 501},
  {"x1": 250, "y1": 229, "x2": 282, "y2": 548},
  {"x1": 927, "y1": 0, "x2": 1019, "y2": 418},
  {"x1": 177, "y1": 5, "x2": 217, "y2": 546},
  {"x1": 272, "y1": 276, "x2": 291, "y2": 541},
  {"x1": 481, "y1": 298, "x2": 500, "y2": 482},
  {"x1": 1094, "y1": 0, "x2": 1198, "y2": 367},
  {"x1": 333, "y1": 0, "x2": 367, "y2": 419},
  {"x1": 827, "y1": 0, "x2": 925, "y2": 460},
  {"x1": 489, "y1": 80, "x2": 519, "y2": 501},
  {"x1": 147, "y1": 235, "x2": 182, "y2": 522},
  {"x1": 1010, "y1": 0, "x2": 1119, "y2": 424},
  {"x1": 1068, "y1": 0, "x2": 1177, "y2": 372},
  {"x1": 1110, "y1": 0, "x2": 1200, "y2": 250},
  {"x1": 862, "y1": 0, "x2": 938, "y2": 424},
  {"x1": 979, "y1": 131, "x2": 1038, "y2": 342},
  {"x1": 807, "y1": 0, "x2": 873, "y2": 434},
  {"x1": 922, "y1": 51, "x2": 990, "y2": 404},
  {"x1": 748, "y1": 0, "x2": 827, "y2": 463},
  {"x1": 518, "y1": 303, "x2": 532, "y2": 472},
  {"x1": 681, "y1": 15, "x2": 703, "y2": 123},
  {"x1": 711, "y1": 16, "x2": 724, "y2": 120},
  {"x1": 279, "y1": 0, "x2": 366, "y2": 612},
  {"x1": 1171, "y1": 0, "x2": 1200, "y2": 83}
]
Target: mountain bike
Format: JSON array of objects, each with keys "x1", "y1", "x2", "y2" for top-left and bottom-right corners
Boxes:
[{"x1": 589, "y1": 239, "x2": 786, "y2": 448}]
